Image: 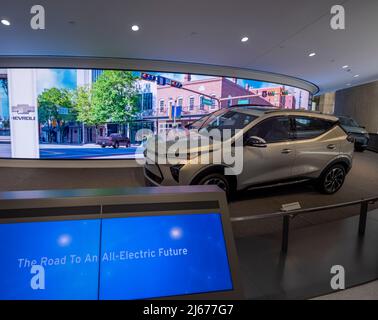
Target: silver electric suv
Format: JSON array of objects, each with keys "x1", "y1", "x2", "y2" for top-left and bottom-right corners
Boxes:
[{"x1": 144, "y1": 107, "x2": 354, "y2": 196}]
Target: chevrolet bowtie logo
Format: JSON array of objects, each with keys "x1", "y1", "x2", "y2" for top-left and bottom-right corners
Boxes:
[{"x1": 11, "y1": 104, "x2": 36, "y2": 115}]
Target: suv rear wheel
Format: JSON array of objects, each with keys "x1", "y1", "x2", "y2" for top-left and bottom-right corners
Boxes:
[
  {"x1": 113, "y1": 141, "x2": 119, "y2": 149},
  {"x1": 317, "y1": 164, "x2": 346, "y2": 194}
]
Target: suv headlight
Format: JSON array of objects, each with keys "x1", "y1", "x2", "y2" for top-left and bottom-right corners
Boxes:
[
  {"x1": 170, "y1": 164, "x2": 185, "y2": 182},
  {"x1": 346, "y1": 134, "x2": 355, "y2": 143}
]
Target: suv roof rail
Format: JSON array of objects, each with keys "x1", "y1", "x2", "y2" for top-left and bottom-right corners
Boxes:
[
  {"x1": 230, "y1": 104, "x2": 331, "y2": 117},
  {"x1": 264, "y1": 109, "x2": 323, "y2": 114},
  {"x1": 230, "y1": 105, "x2": 278, "y2": 112}
]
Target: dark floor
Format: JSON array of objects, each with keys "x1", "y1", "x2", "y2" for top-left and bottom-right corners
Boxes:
[
  {"x1": 312, "y1": 280, "x2": 378, "y2": 300},
  {"x1": 0, "y1": 151, "x2": 377, "y2": 238},
  {"x1": 236, "y1": 210, "x2": 378, "y2": 299}
]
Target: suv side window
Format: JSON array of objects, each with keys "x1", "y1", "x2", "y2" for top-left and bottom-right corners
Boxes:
[
  {"x1": 246, "y1": 116, "x2": 291, "y2": 143},
  {"x1": 294, "y1": 116, "x2": 334, "y2": 140}
]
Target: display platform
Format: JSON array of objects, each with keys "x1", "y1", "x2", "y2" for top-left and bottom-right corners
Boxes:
[
  {"x1": 0, "y1": 186, "x2": 243, "y2": 300},
  {"x1": 236, "y1": 210, "x2": 378, "y2": 299}
]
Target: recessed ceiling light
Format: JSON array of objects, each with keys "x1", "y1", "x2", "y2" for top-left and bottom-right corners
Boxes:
[
  {"x1": 1, "y1": 19, "x2": 10, "y2": 26},
  {"x1": 342, "y1": 65, "x2": 349, "y2": 69},
  {"x1": 131, "y1": 25, "x2": 140, "y2": 31},
  {"x1": 308, "y1": 52, "x2": 316, "y2": 57},
  {"x1": 353, "y1": 74, "x2": 359, "y2": 78},
  {"x1": 241, "y1": 36, "x2": 249, "y2": 43}
]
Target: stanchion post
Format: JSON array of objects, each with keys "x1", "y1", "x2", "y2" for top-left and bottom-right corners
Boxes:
[
  {"x1": 358, "y1": 200, "x2": 368, "y2": 236},
  {"x1": 282, "y1": 215, "x2": 290, "y2": 254}
]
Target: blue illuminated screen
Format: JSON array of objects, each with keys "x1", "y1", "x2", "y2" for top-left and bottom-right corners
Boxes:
[
  {"x1": 0, "y1": 219, "x2": 100, "y2": 300},
  {"x1": 0, "y1": 213, "x2": 232, "y2": 299}
]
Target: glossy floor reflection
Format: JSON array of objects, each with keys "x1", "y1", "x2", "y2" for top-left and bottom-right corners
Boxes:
[{"x1": 235, "y1": 210, "x2": 378, "y2": 299}]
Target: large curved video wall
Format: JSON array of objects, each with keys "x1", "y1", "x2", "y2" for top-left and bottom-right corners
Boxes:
[{"x1": 0, "y1": 68, "x2": 312, "y2": 159}]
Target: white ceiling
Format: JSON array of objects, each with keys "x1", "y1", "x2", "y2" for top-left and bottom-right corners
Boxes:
[{"x1": 0, "y1": 0, "x2": 377, "y2": 94}]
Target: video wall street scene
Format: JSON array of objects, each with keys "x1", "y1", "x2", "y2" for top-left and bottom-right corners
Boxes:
[
  {"x1": 0, "y1": 68, "x2": 310, "y2": 159},
  {"x1": 0, "y1": 0, "x2": 378, "y2": 308}
]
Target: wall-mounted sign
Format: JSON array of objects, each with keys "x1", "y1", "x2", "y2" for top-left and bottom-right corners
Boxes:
[
  {"x1": 169, "y1": 105, "x2": 182, "y2": 120},
  {"x1": 8, "y1": 69, "x2": 40, "y2": 158},
  {"x1": 11, "y1": 104, "x2": 36, "y2": 121},
  {"x1": 237, "y1": 99, "x2": 249, "y2": 105},
  {"x1": 58, "y1": 107, "x2": 68, "y2": 115},
  {"x1": 201, "y1": 96, "x2": 213, "y2": 106}
]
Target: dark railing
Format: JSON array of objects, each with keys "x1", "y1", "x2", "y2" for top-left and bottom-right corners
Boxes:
[
  {"x1": 231, "y1": 196, "x2": 378, "y2": 254},
  {"x1": 368, "y1": 133, "x2": 378, "y2": 152}
]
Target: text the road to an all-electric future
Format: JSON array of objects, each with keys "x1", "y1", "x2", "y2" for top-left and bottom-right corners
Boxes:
[
  {"x1": 17, "y1": 247, "x2": 189, "y2": 268},
  {"x1": 103, "y1": 248, "x2": 189, "y2": 261}
]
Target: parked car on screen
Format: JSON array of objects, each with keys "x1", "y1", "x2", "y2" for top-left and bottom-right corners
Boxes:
[
  {"x1": 337, "y1": 116, "x2": 369, "y2": 152},
  {"x1": 96, "y1": 133, "x2": 131, "y2": 148},
  {"x1": 145, "y1": 107, "x2": 354, "y2": 197}
]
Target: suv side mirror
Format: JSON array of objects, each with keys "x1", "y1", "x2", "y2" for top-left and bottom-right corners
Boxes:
[{"x1": 245, "y1": 136, "x2": 267, "y2": 148}]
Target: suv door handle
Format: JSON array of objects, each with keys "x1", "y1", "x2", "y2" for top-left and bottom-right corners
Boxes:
[
  {"x1": 327, "y1": 144, "x2": 336, "y2": 150},
  {"x1": 281, "y1": 149, "x2": 292, "y2": 154}
]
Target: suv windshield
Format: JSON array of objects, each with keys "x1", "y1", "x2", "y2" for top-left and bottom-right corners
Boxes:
[
  {"x1": 199, "y1": 111, "x2": 257, "y2": 140},
  {"x1": 339, "y1": 117, "x2": 359, "y2": 127},
  {"x1": 188, "y1": 109, "x2": 226, "y2": 130}
]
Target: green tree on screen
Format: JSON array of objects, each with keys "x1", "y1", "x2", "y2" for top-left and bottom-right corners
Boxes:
[
  {"x1": 91, "y1": 70, "x2": 138, "y2": 125},
  {"x1": 37, "y1": 87, "x2": 76, "y2": 142},
  {"x1": 73, "y1": 85, "x2": 95, "y2": 125}
]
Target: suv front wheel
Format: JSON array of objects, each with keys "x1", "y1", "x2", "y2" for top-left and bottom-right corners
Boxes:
[
  {"x1": 197, "y1": 173, "x2": 231, "y2": 198},
  {"x1": 317, "y1": 164, "x2": 346, "y2": 194}
]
